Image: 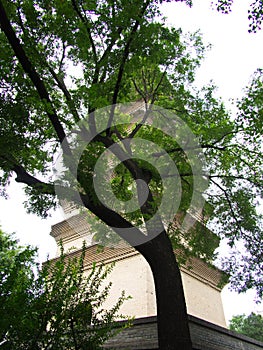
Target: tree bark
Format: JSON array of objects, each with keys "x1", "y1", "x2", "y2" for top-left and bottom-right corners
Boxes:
[{"x1": 135, "y1": 231, "x2": 193, "y2": 350}]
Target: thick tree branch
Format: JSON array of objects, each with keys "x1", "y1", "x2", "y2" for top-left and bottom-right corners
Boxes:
[
  {"x1": 90, "y1": 132, "x2": 164, "y2": 234},
  {"x1": 12, "y1": 164, "x2": 56, "y2": 195},
  {"x1": 0, "y1": 1, "x2": 71, "y2": 155},
  {"x1": 5, "y1": 152, "x2": 147, "y2": 245},
  {"x1": 92, "y1": 133, "x2": 150, "y2": 181}
]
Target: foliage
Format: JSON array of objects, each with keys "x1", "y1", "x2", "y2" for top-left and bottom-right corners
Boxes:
[
  {"x1": 215, "y1": 0, "x2": 263, "y2": 32},
  {"x1": 0, "y1": 2, "x2": 263, "y2": 348},
  {"x1": 0, "y1": 0, "x2": 262, "y2": 297},
  {"x1": 0, "y1": 229, "x2": 129, "y2": 350},
  {"x1": 229, "y1": 312, "x2": 263, "y2": 342},
  {"x1": 218, "y1": 69, "x2": 263, "y2": 297}
]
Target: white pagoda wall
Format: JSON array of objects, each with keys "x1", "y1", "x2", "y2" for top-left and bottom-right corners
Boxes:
[{"x1": 84, "y1": 252, "x2": 226, "y2": 327}]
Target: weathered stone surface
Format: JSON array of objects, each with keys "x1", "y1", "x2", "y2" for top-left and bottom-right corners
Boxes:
[{"x1": 104, "y1": 315, "x2": 263, "y2": 350}]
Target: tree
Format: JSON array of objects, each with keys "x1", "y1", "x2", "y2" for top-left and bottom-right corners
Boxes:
[
  {"x1": 229, "y1": 312, "x2": 263, "y2": 342},
  {"x1": 0, "y1": 1, "x2": 262, "y2": 349},
  {"x1": 0, "y1": 229, "x2": 128, "y2": 349}
]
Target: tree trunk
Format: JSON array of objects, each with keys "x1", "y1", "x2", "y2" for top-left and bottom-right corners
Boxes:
[{"x1": 135, "y1": 230, "x2": 192, "y2": 350}]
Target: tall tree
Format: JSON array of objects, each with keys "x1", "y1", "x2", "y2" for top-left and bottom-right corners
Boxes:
[
  {"x1": 0, "y1": 1, "x2": 262, "y2": 349},
  {"x1": 0, "y1": 229, "x2": 128, "y2": 350}
]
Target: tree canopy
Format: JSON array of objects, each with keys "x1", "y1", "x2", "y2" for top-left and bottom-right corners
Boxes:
[
  {"x1": 229, "y1": 312, "x2": 263, "y2": 342},
  {"x1": 0, "y1": 0, "x2": 262, "y2": 348},
  {"x1": 0, "y1": 229, "x2": 128, "y2": 350}
]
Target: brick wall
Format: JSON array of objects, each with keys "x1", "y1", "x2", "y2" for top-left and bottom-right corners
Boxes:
[{"x1": 104, "y1": 315, "x2": 263, "y2": 350}]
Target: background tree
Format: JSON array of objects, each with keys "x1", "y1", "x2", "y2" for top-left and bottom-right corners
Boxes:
[
  {"x1": 0, "y1": 1, "x2": 262, "y2": 349},
  {"x1": 215, "y1": 0, "x2": 263, "y2": 32},
  {"x1": 229, "y1": 312, "x2": 263, "y2": 342},
  {"x1": 0, "y1": 229, "x2": 128, "y2": 350}
]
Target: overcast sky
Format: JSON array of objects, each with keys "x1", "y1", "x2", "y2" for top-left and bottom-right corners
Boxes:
[{"x1": 0, "y1": 0, "x2": 263, "y2": 321}]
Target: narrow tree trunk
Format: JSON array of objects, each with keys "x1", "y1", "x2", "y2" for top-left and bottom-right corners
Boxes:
[{"x1": 135, "y1": 231, "x2": 192, "y2": 350}]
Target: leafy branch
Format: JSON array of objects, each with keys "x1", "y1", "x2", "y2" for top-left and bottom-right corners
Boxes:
[{"x1": 0, "y1": 1, "x2": 71, "y2": 155}]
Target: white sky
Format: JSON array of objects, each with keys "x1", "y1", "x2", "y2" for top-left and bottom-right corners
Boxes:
[{"x1": 0, "y1": 0, "x2": 263, "y2": 322}]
